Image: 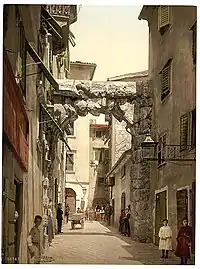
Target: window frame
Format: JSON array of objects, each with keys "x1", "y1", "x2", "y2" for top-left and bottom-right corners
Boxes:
[
  {"x1": 191, "y1": 22, "x2": 196, "y2": 66},
  {"x1": 121, "y1": 165, "x2": 126, "y2": 178},
  {"x1": 180, "y1": 113, "x2": 189, "y2": 152},
  {"x1": 160, "y1": 59, "x2": 172, "y2": 101},
  {"x1": 66, "y1": 152, "x2": 75, "y2": 172},
  {"x1": 158, "y1": 5, "x2": 170, "y2": 35},
  {"x1": 191, "y1": 108, "x2": 196, "y2": 149}
]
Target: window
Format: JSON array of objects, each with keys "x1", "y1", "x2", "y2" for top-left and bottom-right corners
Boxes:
[
  {"x1": 66, "y1": 153, "x2": 74, "y2": 172},
  {"x1": 191, "y1": 108, "x2": 196, "y2": 149},
  {"x1": 96, "y1": 130, "x2": 102, "y2": 138},
  {"x1": 158, "y1": 6, "x2": 170, "y2": 35},
  {"x1": 121, "y1": 165, "x2": 126, "y2": 178},
  {"x1": 161, "y1": 59, "x2": 172, "y2": 101},
  {"x1": 18, "y1": 20, "x2": 27, "y2": 97},
  {"x1": 94, "y1": 149, "x2": 101, "y2": 161},
  {"x1": 180, "y1": 113, "x2": 189, "y2": 151},
  {"x1": 158, "y1": 134, "x2": 167, "y2": 166},
  {"x1": 98, "y1": 177, "x2": 105, "y2": 186},
  {"x1": 191, "y1": 22, "x2": 196, "y2": 65}
]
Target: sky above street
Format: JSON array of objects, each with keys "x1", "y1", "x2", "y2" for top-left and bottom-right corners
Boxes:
[{"x1": 70, "y1": 6, "x2": 149, "y2": 81}]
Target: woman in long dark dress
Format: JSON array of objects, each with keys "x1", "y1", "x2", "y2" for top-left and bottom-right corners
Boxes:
[
  {"x1": 119, "y1": 210, "x2": 125, "y2": 234},
  {"x1": 175, "y1": 218, "x2": 192, "y2": 265}
]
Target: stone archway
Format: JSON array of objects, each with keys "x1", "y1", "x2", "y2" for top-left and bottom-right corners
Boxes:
[
  {"x1": 65, "y1": 188, "x2": 76, "y2": 213},
  {"x1": 53, "y1": 79, "x2": 153, "y2": 242}
]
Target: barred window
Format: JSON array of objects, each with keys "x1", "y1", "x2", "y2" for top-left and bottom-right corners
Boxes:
[
  {"x1": 158, "y1": 6, "x2": 170, "y2": 35},
  {"x1": 180, "y1": 113, "x2": 189, "y2": 151}
]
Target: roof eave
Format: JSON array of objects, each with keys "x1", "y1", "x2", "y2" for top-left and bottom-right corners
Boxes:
[{"x1": 138, "y1": 5, "x2": 156, "y2": 21}]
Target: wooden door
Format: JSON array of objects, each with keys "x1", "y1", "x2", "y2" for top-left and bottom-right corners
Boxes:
[
  {"x1": 177, "y1": 189, "x2": 188, "y2": 231},
  {"x1": 121, "y1": 192, "x2": 126, "y2": 210},
  {"x1": 155, "y1": 191, "x2": 167, "y2": 245},
  {"x1": 3, "y1": 177, "x2": 16, "y2": 263},
  {"x1": 65, "y1": 188, "x2": 76, "y2": 213}
]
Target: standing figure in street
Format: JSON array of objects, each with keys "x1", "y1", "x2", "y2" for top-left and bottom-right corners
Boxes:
[
  {"x1": 119, "y1": 209, "x2": 125, "y2": 234},
  {"x1": 27, "y1": 215, "x2": 43, "y2": 264},
  {"x1": 175, "y1": 218, "x2": 192, "y2": 265},
  {"x1": 158, "y1": 219, "x2": 172, "y2": 259},
  {"x1": 65, "y1": 204, "x2": 70, "y2": 223},
  {"x1": 105, "y1": 203, "x2": 112, "y2": 226},
  {"x1": 56, "y1": 203, "x2": 63, "y2": 234},
  {"x1": 47, "y1": 209, "x2": 53, "y2": 246},
  {"x1": 100, "y1": 206, "x2": 105, "y2": 222},
  {"x1": 124, "y1": 207, "x2": 131, "y2": 237}
]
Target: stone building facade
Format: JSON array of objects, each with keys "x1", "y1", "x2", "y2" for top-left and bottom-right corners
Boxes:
[
  {"x1": 139, "y1": 6, "x2": 196, "y2": 251},
  {"x1": 63, "y1": 62, "x2": 105, "y2": 212},
  {"x1": 88, "y1": 123, "x2": 110, "y2": 208},
  {"x1": 3, "y1": 4, "x2": 77, "y2": 263}
]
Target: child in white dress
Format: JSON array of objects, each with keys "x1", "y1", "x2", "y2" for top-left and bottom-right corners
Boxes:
[{"x1": 158, "y1": 219, "x2": 172, "y2": 259}]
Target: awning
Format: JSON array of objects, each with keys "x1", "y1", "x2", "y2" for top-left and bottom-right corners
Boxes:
[
  {"x1": 41, "y1": 104, "x2": 71, "y2": 151},
  {"x1": 26, "y1": 40, "x2": 59, "y2": 91}
]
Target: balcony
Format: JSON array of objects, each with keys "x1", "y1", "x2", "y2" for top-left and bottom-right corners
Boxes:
[{"x1": 45, "y1": 5, "x2": 77, "y2": 24}]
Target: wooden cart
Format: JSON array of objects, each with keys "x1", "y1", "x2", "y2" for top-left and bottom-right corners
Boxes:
[{"x1": 69, "y1": 213, "x2": 85, "y2": 229}]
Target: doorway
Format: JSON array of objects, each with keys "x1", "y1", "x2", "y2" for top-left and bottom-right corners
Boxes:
[
  {"x1": 155, "y1": 190, "x2": 167, "y2": 245},
  {"x1": 176, "y1": 189, "x2": 188, "y2": 231},
  {"x1": 112, "y1": 198, "x2": 115, "y2": 225},
  {"x1": 121, "y1": 192, "x2": 126, "y2": 210},
  {"x1": 65, "y1": 188, "x2": 76, "y2": 213},
  {"x1": 14, "y1": 179, "x2": 22, "y2": 264}
]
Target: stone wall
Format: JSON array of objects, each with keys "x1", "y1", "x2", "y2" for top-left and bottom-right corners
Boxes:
[{"x1": 129, "y1": 80, "x2": 153, "y2": 243}]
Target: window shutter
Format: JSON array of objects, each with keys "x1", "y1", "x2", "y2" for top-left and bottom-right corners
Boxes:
[
  {"x1": 159, "y1": 6, "x2": 170, "y2": 29},
  {"x1": 192, "y1": 22, "x2": 196, "y2": 65},
  {"x1": 180, "y1": 113, "x2": 189, "y2": 151},
  {"x1": 161, "y1": 65, "x2": 170, "y2": 100}
]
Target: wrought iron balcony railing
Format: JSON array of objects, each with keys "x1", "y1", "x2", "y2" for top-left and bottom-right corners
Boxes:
[{"x1": 45, "y1": 5, "x2": 77, "y2": 24}]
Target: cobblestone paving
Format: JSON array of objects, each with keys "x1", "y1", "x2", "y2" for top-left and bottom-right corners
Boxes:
[{"x1": 42, "y1": 221, "x2": 195, "y2": 265}]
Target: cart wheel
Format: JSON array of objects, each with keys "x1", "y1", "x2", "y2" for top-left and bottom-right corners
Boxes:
[
  {"x1": 81, "y1": 220, "x2": 84, "y2": 228},
  {"x1": 71, "y1": 222, "x2": 75, "y2": 229}
]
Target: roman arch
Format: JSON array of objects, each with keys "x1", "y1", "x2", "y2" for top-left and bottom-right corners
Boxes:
[{"x1": 52, "y1": 79, "x2": 153, "y2": 242}]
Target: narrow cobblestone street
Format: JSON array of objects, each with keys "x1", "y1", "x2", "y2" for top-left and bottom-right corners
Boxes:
[{"x1": 42, "y1": 221, "x2": 194, "y2": 265}]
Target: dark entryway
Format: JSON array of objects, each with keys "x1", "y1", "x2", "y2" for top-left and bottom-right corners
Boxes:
[
  {"x1": 65, "y1": 188, "x2": 76, "y2": 213},
  {"x1": 155, "y1": 190, "x2": 167, "y2": 245},
  {"x1": 177, "y1": 189, "x2": 188, "y2": 231},
  {"x1": 14, "y1": 179, "x2": 22, "y2": 264},
  {"x1": 121, "y1": 192, "x2": 126, "y2": 210},
  {"x1": 112, "y1": 198, "x2": 115, "y2": 225}
]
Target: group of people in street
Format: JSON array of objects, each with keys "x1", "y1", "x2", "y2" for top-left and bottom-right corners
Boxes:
[
  {"x1": 27, "y1": 201, "x2": 193, "y2": 265},
  {"x1": 118, "y1": 205, "x2": 131, "y2": 237},
  {"x1": 158, "y1": 218, "x2": 193, "y2": 265}
]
